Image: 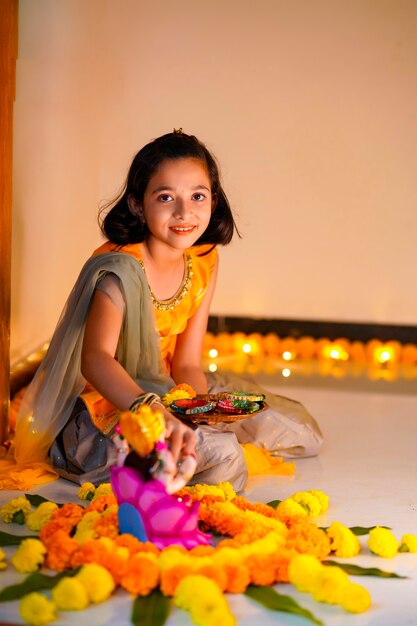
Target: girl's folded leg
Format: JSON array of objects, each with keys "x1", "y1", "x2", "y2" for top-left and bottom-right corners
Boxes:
[
  {"x1": 191, "y1": 425, "x2": 248, "y2": 492},
  {"x1": 206, "y1": 370, "x2": 324, "y2": 458}
]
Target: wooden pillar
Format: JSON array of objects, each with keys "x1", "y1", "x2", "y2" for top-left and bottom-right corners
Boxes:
[{"x1": 0, "y1": 0, "x2": 18, "y2": 444}]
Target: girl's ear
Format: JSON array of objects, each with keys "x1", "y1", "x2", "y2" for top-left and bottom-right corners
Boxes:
[
  {"x1": 211, "y1": 193, "x2": 218, "y2": 212},
  {"x1": 127, "y1": 194, "x2": 145, "y2": 223}
]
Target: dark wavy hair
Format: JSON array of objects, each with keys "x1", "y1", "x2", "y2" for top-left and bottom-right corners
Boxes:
[{"x1": 100, "y1": 131, "x2": 239, "y2": 246}]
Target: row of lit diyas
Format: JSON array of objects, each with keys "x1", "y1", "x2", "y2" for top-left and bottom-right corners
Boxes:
[{"x1": 202, "y1": 332, "x2": 417, "y2": 380}]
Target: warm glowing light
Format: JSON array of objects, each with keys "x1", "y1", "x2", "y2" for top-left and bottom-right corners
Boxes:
[
  {"x1": 242, "y1": 343, "x2": 252, "y2": 354},
  {"x1": 208, "y1": 348, "x2": 218, "y2": 358},
  {"x1": 376, "y1": 349, "x2": 392, "y2": 363},
  {"x1": 282, "y1": 351, "x2": 293, "y2": 361},
  {"x1": 322, "y1": 344, "x2": 349, "y2": 361},
  {"x1": 208, "y1": 363, "x2": 218, "y2": 372},
  {"x1": 282, "y1": 368, "x2": 291, "y2": 377}
]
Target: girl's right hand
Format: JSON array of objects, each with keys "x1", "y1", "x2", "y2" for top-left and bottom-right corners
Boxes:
[{"x1": 159, "y1": 405, "x2": 197, "y2": 463}]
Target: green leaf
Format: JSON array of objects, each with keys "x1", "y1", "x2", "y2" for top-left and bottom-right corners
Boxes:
[
  {"x1": 323, "y1": 560, "x2": 407, "y2": 579},
  {"x1": 0, "y1": 531, "x2": 38, "y2": 546},
  {"x1": 349, "y1": 525, "x2": 391, "y2": 536},
  {"x1": 245, "y1": 586, "x2": 323, "y2": 626},
  {"x1": 131, "y1": 590, "x2": 171, "y2": 626},
  {"x1": 266, "y1": 500, "x2": 282, "y2": 509},
  {"x1": 25, "y1": 494, "x2": 64, "y2": 508},
  {"x1": 0, "y1": 568, "x2": 80, "y2": 602}
]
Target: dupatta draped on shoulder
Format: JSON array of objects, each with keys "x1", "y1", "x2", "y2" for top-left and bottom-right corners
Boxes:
[{"x1": 0, "y1": 251, "x2": 173, "y2": 490}]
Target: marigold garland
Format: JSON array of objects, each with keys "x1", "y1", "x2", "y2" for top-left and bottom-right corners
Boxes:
[{"x1": 0, "y1": 481, "x2": 415, "y2": 626}]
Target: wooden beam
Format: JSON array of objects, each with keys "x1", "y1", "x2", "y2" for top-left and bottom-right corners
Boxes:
[{"x1": 0, "y1": 0, "x2": 18, "y2": 443}]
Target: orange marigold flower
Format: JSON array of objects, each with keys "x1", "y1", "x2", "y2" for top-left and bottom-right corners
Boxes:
[
  {"x1": 120, "y1": 553, "x2": 159, "y2": 595},
  {"x1": 115, "y1": 535, "x2": 159, "y2": 556},
  {"x1": 224, "y1": 563, "x2": 251, "y2": 593},
  {"x1": 39, "y1": 517, "x2": 73, "y2": 542},
  {"x1": 94, "y1": 511, "x2": 119, "y2": 539},
  {"x1": 51, "y1": 503, "x2": 85, "y2": 527},
  {"x1": 216, "y1": 538, "x2": 243, "y2": 550},
  {"x1": 195, "y1": 564, "x2": 227, "y2": 592},
  {"x1": 87, "y1": 494, "x2": 117, "y2": 513},
  {"x1": 273, "y1": 548, "x2": 298, "y2": 583},
  {"x1": 286, "y1": 520, "x2": 331, "y2": 560},
  {"x1": 169, "y1": 383, "x2": 196, "y2": 398},
  {"x1": 160, "y1": 564, "x2": 193, "y2": 596},
  {"x1": 245, "y1": 553, "x2": 277, "y2": 586},
  {"x1": 231, "y1": 496, "x2": 277, "y2": 519},
  {"x1": 43, "y1": 530, "x2": 78, "y2": 571},
  {"x1": 200, "y1": 495, "x2": 225, "y2": 505},
  {"x1": 71, "y1": 539, "x2": 110, "y2": 569}
]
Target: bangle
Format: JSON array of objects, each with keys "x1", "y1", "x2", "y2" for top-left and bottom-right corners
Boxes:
[{"x1": 129, "y1": 392, "x2": 161, "y2": 413}]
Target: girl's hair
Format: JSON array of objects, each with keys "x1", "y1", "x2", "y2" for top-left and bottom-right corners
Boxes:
[{"x1": 100, "y1": 131, "x2": 239, "y2": 246}]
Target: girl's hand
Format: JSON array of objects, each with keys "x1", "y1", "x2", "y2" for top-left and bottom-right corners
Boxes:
[{"x1": 159, "y1": 405, "x2": 197, "y2": 463}]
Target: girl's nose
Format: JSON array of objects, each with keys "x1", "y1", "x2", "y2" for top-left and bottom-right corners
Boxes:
[{"x1": 173, "y1": 198, "x2": 191, "y2": 219}]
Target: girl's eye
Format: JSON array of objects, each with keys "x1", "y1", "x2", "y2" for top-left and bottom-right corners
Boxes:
[
  {"x1": 192, "y1": 193, "x2": 205, "y2": 201},
  {"x1": 158, "y1": 194, "x2": 173, "y2": 202}
]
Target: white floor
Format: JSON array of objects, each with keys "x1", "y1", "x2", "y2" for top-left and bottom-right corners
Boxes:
[{"x1": 1, "y1": 377, "x2": 417, "y2": 626}]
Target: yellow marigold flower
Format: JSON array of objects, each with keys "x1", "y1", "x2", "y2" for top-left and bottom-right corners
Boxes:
[
  {"x1": 78, "y1": 482, "x2": 96, "y2": 500},
  {"x1": 368, "y1": 527, "x2": 398, "y2": 558},
  {"x1": 400, "y1": 533, "x2": 417, "y2": 553},
  {"x1": 341, "y1": 582, "x2": 372, "y2": 613},
  {"x1": 184, "y1": 484, "x2": 227, "y2": 501},
  {"x1": 26, "y1": 502, "x2": 58, "y2": 532},
  {"x1": 0, "y1": 546, "x2": 7, "y2": 570},
  {"x1": 0, "y1": 496, "x2": 31, "y2": 524},
  {"x1": 162, "y1": 389, "x2": 191, "y2": 406},
  {"x1": 11, "y1": 538, "x2": 46, "y2": 573},
  {"x1": 217, "y1": 482, "x2": 236, "y2": 501},
  {"x1": 291, "y1": 492, "x2": 322, "y2": 518},
  {"x1": 73, "y1": 511, "x2": 101, "y2": 544},
  {"x1": 19, "y1": 592, "x2": 56, "y2": 626},
  {"x1": 288, "y1": 553, "x2": 323, "y2": 593},
  {"x1": 92, "y1": 483, "x2": 113, "y2": 500},
  {"x1": 276, "y1": 498, "x2": 308, "y2": 519},
  {"x1": 75, "y1": 563, "x2": 115, "y2": 603},
  {"x1": 160, "y1": 548, "x2": 191, "y2": 571},
  {"x1": 309, "y1": 490, "x2": 329, "y2": 513},
  {"x1": 51, "y1": 577, "x2": 89, "y2": 611},
  {"x1": 312, "y1": 565, "x2": 350, "y2": 604},
  {"x1": 174, "y1": 575, "x2": 236, "y2": 626},
  {"x1": 327, "y1": 522, "x2": 361, "y2": 558}
]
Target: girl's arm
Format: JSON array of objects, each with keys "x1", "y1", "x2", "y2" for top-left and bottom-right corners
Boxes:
[
  {"x1": 170, "y1": 255, "x2": 219, "y2": 393},
  {"x1": 81, "y1": 289, "x2": 196, "y2": 460}
]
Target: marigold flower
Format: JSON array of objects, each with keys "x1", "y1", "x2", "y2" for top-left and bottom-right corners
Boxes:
[
  {"x1": 73, "y1": 510, "x2": 101, "y2": 544},
  {"x1": 43, "y1": 530, "x2": 78, "y2": 571},
  {"x1": 223, "y1": 563, "x2": 251, "y2": 593},
  {"x1": 52, "y1": 577, "x2": 89, "y2": 610},
  {"x1": 50, "y1": 503, "x2": 84, "y2": 528},
  {"x1": 161, "y1": 563, "x2": 195, "y2": 596},
  {"x1": 162, "y1": 389, "x2": 192, "y2": 407},
  {"x1": 276, "y1": 498, "x2": 308, "y2": 520},
  {"x1": 39, "y1": 518, "x2": 73, "y2": 542},
  {"x1": 400, "y1": 533, "x2": 417, "y2": 553},
  {"x1": 341, "y1": 582, "x2": 372, "y2": 613},
  {"x1": 309, "y1": 489, "x2": 329, "y2": 513},
  {"x1": 312, "y1": 565, "x2": 350, "y2": 605},
  {"x1": 120, "y1": 552, "x2": 159, "y2": 595},
  {"x1": 78, "y1": 482, "x2": 96, "y2": 500},
  {"x1": 368, "y1": 527, "x2": 399, "y2": 558},
  {"x1": 115, "y1": 534, "x2": 159, "y2": 556},
  {"x1": 93, "y1": 509, "x2": 119, "y2": 539},
  {"x1": 288, "y1": 553, "x2": 323, "y2": 592},
  {"x1": 245, "y1": 553, "x2": 277, "y2": 586},
  {"x1": 19, "y1": 592, "x2": 56, "y2": 626},
  {"x1": 286, "y1": 520, "x2": 331, "y2": 559},
  {"x1": 174, "y1": 575, "x2": 236, "y2": 626},
  {"x1": 195, "y1": 563, "x2": 228, "y2": 592},
  {"x1": 169, "y1": 383, "x2": 197, "y2": 398},
  {"x1": 11, "y1": 538, "x2": 46, "y2": 573},
  {"x1": 291, "y1": 492, "x2": 322, "y2": 517},
  {"x1": 26, "y1": 502, "x2": 58, "y2": 532},
  {"x1": 75, "y1": 563, "x2": 115, "y2": 603},
  {"x1": 0, "y1": 496, "x2": 31, "y2": 524},
  {"x1": 86, "y1": 494, "x2": 117, "y2": 512},
  {"x1": 93, "y1": 483, "x2": 114, "y2": 500},
  {"x1": 327, "y1": 521, "x2": 361, "y2": 558},
  {"x1": 0, "y1": 546, "x2": 7, "y2": 570}
]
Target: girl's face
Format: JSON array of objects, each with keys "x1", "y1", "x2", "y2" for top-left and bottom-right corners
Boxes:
[{"x1": 139, "y1": 158, "x2": 213, "y2": 250}]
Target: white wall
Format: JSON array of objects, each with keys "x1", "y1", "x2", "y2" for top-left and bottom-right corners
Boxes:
[{"x1": 11, "y1": 0, "x2": 417, "y2": 362}]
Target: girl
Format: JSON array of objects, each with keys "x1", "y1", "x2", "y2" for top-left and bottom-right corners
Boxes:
[{"x1": 2, "y1": 130, "x2": 322, "y2": 492}]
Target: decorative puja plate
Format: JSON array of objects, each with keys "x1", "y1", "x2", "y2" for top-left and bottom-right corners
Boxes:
[{"x1": 171, "y1": 394, "x2": 268, "y2": 425}]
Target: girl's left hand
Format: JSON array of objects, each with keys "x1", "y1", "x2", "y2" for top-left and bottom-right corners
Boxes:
[{"x1": 159, "y1": 406, "x2": 197, "y2": 463}]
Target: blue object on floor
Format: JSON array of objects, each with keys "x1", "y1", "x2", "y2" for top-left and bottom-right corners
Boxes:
[{"x1": 118, "y1": 502, "x2": 148, "y2": 541}]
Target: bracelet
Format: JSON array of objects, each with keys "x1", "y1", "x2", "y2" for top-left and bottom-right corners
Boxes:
[{"x1": 129, "y1": 392, "x2": 161, "y2": 413}]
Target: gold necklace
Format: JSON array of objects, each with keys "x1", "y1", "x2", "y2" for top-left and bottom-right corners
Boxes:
[{"x1": 138, "y1": 254, "x2": 193, "y2": 311}]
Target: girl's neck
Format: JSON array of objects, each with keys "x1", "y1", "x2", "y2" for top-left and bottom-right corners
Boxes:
[{"x1": 141, "y1": 239, "x2": 185, "y2": 270}]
